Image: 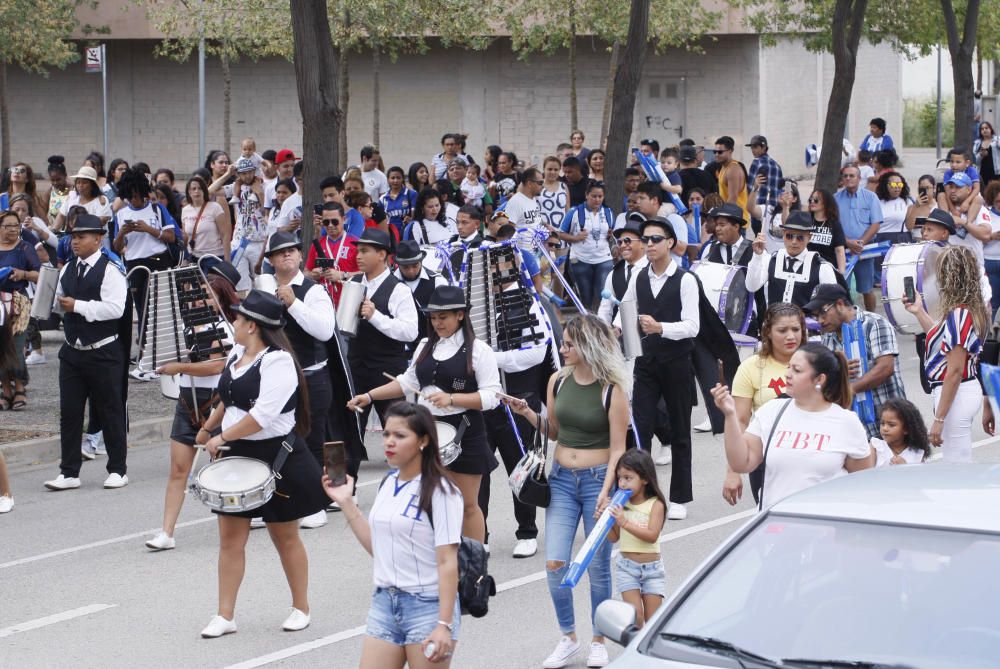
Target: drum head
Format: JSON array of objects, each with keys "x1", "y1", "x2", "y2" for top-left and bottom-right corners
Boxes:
[
  {"x1": 435, "y1": 421, "x2": 457, "y2": 447},
  {"x1": 719, "y1": 266, "x2": 751, "y2": 333},
  {"x1": 197, "y1": 457, "x2": 271, "y2": 493}
]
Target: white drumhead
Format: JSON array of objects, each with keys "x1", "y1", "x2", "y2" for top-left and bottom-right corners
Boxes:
[
  {"x1": 197, "y1": 457, "x2": 271, "y2": 493},
  {"x1": 421, "y1": 246, "x2": 446, "y2": 274},
  {"x1": 435, "y1": 421, "x2": 457, "y2": 446}
]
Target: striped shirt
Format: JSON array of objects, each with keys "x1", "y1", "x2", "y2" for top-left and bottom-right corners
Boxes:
[{"x1": 924, "y1": 306, "x2": 982, "y2": 383}]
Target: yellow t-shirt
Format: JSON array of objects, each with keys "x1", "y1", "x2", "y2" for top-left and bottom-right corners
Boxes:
[
  {"x1": 731, "y1": 353, "x2": 789, "y2": 412},
  {"x1": 619, "y1": 498, "x2": 661, "y2": 554}
]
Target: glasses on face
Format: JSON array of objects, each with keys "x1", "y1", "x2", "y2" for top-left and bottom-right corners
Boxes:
[
  {"x1": 532, "y1": 179, "x2": 544, "y2": 185},
  {"x1": 324, "y1": 218, "x2": 342, "y2": 226},
  {"x1": 641, "y1": 235, "x2": 668, "y2": 245},
  {"x1": 10, "y1": 166, "x2": 26, "y2": 175},
  {"x1": 617, "y1": 238, "x2": 636, "y2": 246},
  {"x1": 784, "y1": 232, "x2": 807, "y2": 242},
  {"x1": 547, "y1": 243, "x2": 561, "y2": 250},
  {"x1": 818, "y1": 304, "x2": 836, "y2": 317},
  {"x1": 888, "y1": 181, "x2": 904, "y2": 188},
  {"x1": 808, "y1": 197, "x2": 821, "y2": 204},
  {"x1": 713, "y1": 149, "x2": 727, "y2": 155}
]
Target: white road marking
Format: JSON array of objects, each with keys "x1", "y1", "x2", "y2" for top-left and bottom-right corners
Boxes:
[
  {"x1": 219, "y1": 509, "x2": 756, "y2": 669},
  {"x1": 0, "y1": 603, "x2": 117, "y2": 639}
]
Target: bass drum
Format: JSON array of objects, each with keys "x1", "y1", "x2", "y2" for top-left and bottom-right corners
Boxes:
[
  {"x1": 691, "y1": 261, "x2": 753, "y2": 335},
  {"x1": 881, "y1": 241, "x2": 944, "y2": 335}
]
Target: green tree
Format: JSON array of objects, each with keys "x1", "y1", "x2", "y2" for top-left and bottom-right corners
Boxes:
[{"x1": 0, "y1": 0, "x2": 89, "y2": 167}]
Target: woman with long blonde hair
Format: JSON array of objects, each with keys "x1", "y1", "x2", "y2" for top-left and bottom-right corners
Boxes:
[
  {"x1": 505, "y1": 313, "x2": 630, "y2": 669},
  {"x1": 904, "y1": 245, "x2": 989, "y2": 461}
]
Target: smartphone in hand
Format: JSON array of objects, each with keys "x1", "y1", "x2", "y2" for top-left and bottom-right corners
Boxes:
[
  {"x1": 323, "y1": 441, "x2": 348, "y2": 486},
  {"x1": 903, "y1": 276, "x2": 916, "y2": 304}
]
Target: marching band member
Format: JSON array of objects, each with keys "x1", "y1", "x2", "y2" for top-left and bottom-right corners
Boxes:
[
  {"x1": 392, "y1": 239, "x2": 447, "y2": 350},
  {"x1": 196, "y1": 290, "x2": 326, "y2": 638},
  {"x1": 597, "y1": 219, "x2": 648, "y2": 325},
  {"x1": 699, "y1": 204, "x2": 752, "y2": 266},
  {"x1": 745, "y1": 210, "x2": 838, "y2": 310},
  {"x1": 348, "y1": 285, "x2": 502, "y2": 543},
  {"x1": 145, "y1": 263, "x2": 240, "y2": 550},
  {"x1": 616, "y1": 217, "x2": 699, "y2": 520},
  {"x1": 44, "y1": 215, "x2": 130, "y2": 491},
  {"x1": 448, "y1": 204, "x2": 485, "y2": 247},
  {"x1": 346, "y1": 228, "x2": 420, "y2": 499}
]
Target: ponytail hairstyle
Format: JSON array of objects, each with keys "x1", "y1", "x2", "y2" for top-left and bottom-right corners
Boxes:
[
  {"x1": 798, "y1": 342, "x2": 852, "y2": 409},
  {"x1": 383, "y1": 402, "x2": 457, "y2": 518},
  {"x1": 256, "y1": 325, "x2": 312, "y2": 436},
  {"x1": 758, "y1": 302, "x2": 806, "y2": 362}
]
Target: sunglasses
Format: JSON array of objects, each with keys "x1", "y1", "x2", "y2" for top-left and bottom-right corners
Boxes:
[
  {"x1": 808, "y1": 197, "x2": 821, "y2": 204},
  {"x1": 641, "y1": 235, "x2": 669, "y2": 245},
  {"x1": 888, "y1": 181, "x2": 904, "y2": 188},
  {"x1": 713, "y1": 150, "x2": 727, "y2": 154},
  {"x1": 783, "y1": 232, "x2": 807, "y2": 241},
  {"x1": 617, "y1": 238, "x2": 636, "y2": 246},
  {"x1": 324, "y1": 218, "x2": 342, "y2": 225},
  {"x1": 10, "y1": 166, "x2": 26, "y2": 175}
]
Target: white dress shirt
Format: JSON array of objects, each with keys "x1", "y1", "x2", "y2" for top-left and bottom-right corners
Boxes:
[
  {"x1": 598, "y1": 256, "x2": 648, "y2": 324},
  {"x1": 398, "y1": 329, "x2": 502, "y2": 416},
  {"x1": 493, "y1": 283, "x2": 548, "y2": 373},
  {"x1": 360, "y1": 267, "x2": 419, "y2": 343},
  {"x1": 393, "y1": 267, "x2": 448, "y2": 292},
  {"x1": 221, "y1": 345, "x2": 297, "y2": 439},
  {"x1": 54, "y1": 250, "x2": 127, "y2": 332},
  {"x1": 616, "y1": 260, "x2": 700, "y2": 340},
  {"x1": 745, "y1": 248, "x2": 837, "y2": 295},
  {"x1": 281, "y1": 270, "x2": 335, "y2": 371}
]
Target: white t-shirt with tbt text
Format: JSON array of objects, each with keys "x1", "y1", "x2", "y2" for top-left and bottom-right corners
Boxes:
[
  {"x1": 370, "y1": 471, "x2": 464, "y2": 593},
  {"x1": 504, "y1": 192, "x2": 543, "y2": 250},
  {"x1": 747, "y1": 399, "x2": 870, "y2": 508}
]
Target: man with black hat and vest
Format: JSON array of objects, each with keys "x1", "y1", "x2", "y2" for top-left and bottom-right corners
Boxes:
[
  {"x1": 699, "y1": 204, "x2": 753, "y2": 266},
  {"x1": 447, "y1": 204, "x2": 485, "y2": 277},
  {"x1": 347, "y1": 228, "x2": 419, "y2": 495},
  {"x1": 598, "y1": 218, "x2": 648, "y2": 324},
  {"x1": 392, "y1": 239, "x2": 448, "y2": 349},
  {"x1": 616, "y1": 216, "x2": 700, "y2": 519},
  {"x1": 265, "y1": 231, "x2": 339, "y2": 528},
  {"x1": 45, "y1": 214, "x2": 131, "y2": 491},
  {"x1": 746, "y1": 210, "x2": 839, "y2": 309}
]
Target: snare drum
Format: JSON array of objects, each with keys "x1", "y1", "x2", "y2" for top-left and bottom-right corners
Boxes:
[
  {"x1": 435, "y1": 421, "x2": 462, "y2": 466},
  {"x1": 193, "y1": 456, "x2": 275, "y2": 512},
  {"x1": 881, "y1": 241, "x2": 944, "y2": 335},
  {"x1": 691, "y1": 261, "x2": 753, "y2": 335}
]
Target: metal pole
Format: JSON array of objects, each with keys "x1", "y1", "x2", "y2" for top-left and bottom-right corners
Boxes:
[
  {"x1": 198, "y1": 36, "x2": 206, "y2": 165},
  {"x1": 936, "y1": 45, "x2": 943, "y2": 160},
  {"x1": 101, "y1": 44, "x2": 109, "y2": 160}
]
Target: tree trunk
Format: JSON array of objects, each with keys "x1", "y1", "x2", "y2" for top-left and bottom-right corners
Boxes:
[
  {"x1": 0, "y1": 60, "x2": 9, "y2": 171},
  {"x1": 221, "y1": 50, "x2": 232, "y2": 156},
  {"x1": 815, "y1": 0, "x2": 868, "y2": 192},
  {"x1": 568, "y1": 5, "x2": 578, "y2": 133},
  {"x1": 338, "y1": 49, "x2": 349, "y2": 170},
  {"x1": 600, "y1": 43, "x2": 621, "y2": 149},
  {"x1": 603, "y1": 0, "x2": 650, "y2": 215},
  {"x1": 290, "y1": 0, "x2": 341, "y2": 252},
  {"x1": 373, "y1": 48, "x2": 381, "y2": 147},
  {"x1": 942, "y1": 0, "x2": 981, "y2": 149}
]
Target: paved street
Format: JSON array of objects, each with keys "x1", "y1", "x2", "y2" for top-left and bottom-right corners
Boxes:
[{"x1": 3, "y1": 339, "x2": 1000, "y2": 669}]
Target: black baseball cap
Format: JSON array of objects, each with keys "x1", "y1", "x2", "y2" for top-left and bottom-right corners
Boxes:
[
  {"x1": 745, "y1": 135, "x2": 768, "y2": 148},
  {"x1": 803, "y1": 284, "x2": 851, "y2": 315}
]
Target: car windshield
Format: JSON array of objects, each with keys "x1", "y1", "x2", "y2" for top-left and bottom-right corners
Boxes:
[{"x1": 652, "y1": 515, "x2": 1000, "y2": 668}]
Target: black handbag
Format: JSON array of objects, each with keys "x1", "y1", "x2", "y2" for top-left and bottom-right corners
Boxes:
[{"x1": 508, "y1": 413, "x2": 551, "y2": 508}]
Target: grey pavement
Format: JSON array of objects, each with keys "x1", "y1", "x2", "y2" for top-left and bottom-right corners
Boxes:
[{"x1": 3, "y1": 334, "x2": 1000, "y2": 668}]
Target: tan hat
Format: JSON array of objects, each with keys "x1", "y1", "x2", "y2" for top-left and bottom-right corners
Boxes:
[{"x1": 69, "y1": 166, "x2": 99, "y2": 183}]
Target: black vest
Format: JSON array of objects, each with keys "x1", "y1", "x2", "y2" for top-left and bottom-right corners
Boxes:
[
  {"x1": 705, "y1": 238, "x2": 753, "y2": 267},
  {"x1": 415, "y1": 340, "x2": 479, "y2": 394},
  {"x1": 218, "y1": 348, "x2": 297, "y2": 414},
  {"x1": 765, "y1": 251, "x2": 823, "y2": 308},
  {"x1": 635, "y1": 265, "x2": 695, "y2": 361},
  {"x1": 347, "y1": 273, "x2": 411, "y2": 368},
  {"x1": 61, "y1": 255, "x2": 119, "y2": 346},
  {"x1": 609, "y1": 259, "x2": 639, "y2": 321},
  {"x1": 403, "y1": 270, "x2": 439, "y2": 348},
  {"x1": 283, "y1": 278, "x2": 329, "y2": 369}
]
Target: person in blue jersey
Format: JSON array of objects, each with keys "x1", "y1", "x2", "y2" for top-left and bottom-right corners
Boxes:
[{"x1": 381, "y1": 166, "x2": 418, "y2": 238}]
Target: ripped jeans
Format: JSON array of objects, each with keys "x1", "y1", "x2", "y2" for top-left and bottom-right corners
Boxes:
[{"x1": 545, "y1": 461, "x2": 613, "y2": 634}]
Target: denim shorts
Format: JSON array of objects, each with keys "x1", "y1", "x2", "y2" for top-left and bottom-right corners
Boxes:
[
  {"x1": 615, "y1": 555, "x2": 666, "y2": 597},
  {"x1": 366, "y1": 587, "x2": 461, "y2": 646}
]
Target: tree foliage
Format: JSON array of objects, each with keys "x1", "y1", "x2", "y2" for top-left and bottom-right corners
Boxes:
[{"x1": 0, "y1": 0, "x2": 88, "y2": 73}]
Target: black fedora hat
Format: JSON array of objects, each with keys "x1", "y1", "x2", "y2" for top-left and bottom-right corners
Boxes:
[
  {"x1": 353, "y1": 227, "x2": 392, "y2": 250},
  {"x1": 265, "y1": 231, "x2": 299, "y2": 256},
  {"x1": 924, "y1": 209, "x2": 957, "y2": 235},
  {"x1": 395, "y1": 239, "x2": 426, "y2": 265},
  {"x1": 612, "y1": 220, "x2": 642, "y2": 239},
  {"x1": 71, "y1": 214, "x2": 106, "y2": 235},
  {"x1": 234, "y1": 290, "x2": 286, "y2": 328},
  {"x1": 207, "y1": 260, "x2": 241, "y2": 289},
  {"x1": 780, "y1": 211, "x2": 816, "y2": 232},
  {"x1": 712, "y1": 203, "x2": 746, "y2": 225},
  {"x1": 422, "y1": 285, "x2": 469, "y2": 313}
]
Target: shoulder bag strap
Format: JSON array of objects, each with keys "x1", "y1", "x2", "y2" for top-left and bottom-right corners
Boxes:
[
  {"x1": 312, "y1": 237, "x2": 326, "y2": 259},
  {"x1": 757, "y1": 398, "x2": 793, "y2": 511},
  {"x1": 189, "y1": 202, "x2": 208, "y2": 249}
]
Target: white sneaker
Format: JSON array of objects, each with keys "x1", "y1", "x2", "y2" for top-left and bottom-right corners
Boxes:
[
  {"x1": 145, "y1": 531, "x2": 175, "y2": 551},
  {"x1": 667, "y1": 503, "x2": 687, "y2": 520},
  {"x1": 250, "y1": 517, "x2": 267, "y2": 529},
  {"x1": 281, "y1": 607, "x2": 311, "y2": 631},
  {"x1": 327, "y1": 495, "x2": 357, "y2": 512},
  {"x1": 483, "y1": 543, "x2": 490, "y2": 555},
  {"x1": 543, "y1": 636, "x2": 582, "y2": 668},
  {"x1": 45, "y1": 475, "x2": 81, "y2": 491},
  {"x1": 103, "y1": 473, "x2": 129, "y2": 489},
  {"x1": 299, "y1": 509, "x2": 328, "y2": 529},
  {"x1": 586, "y1": 642, "x2": 610, "y2": 667},
  {"x1": 129, "y1": 368, "x2": 159, "y2": 382},
  {"x1": 81, "y1": 434, "x2": 97, "y2": 460},
  {"x1": 693, "y1": 418, "x2": 712, "y2": 433},
  {"x1": 512, "y1": 538, "x2": 537, "y2": 558},
  {"x1": 24, "y1": 351, "x2": 46, "y2": 365},
  {"x1": 201, "y1": 615, "x2": 237, "y2": 638},
  {"x1": 652, "y1": 444, "x2": 672, "y2": 466},
  {"x1": 0, "y1": 495, "x2": 13, "y2": 513}
]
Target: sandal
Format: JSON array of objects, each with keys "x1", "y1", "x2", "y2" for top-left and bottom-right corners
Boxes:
[
  {"x1": 10, "y1": 392, "x2": 26, "y2": 411},
  {"x1": 0, "y1": 393, "x2": 11, "y2": 411}
]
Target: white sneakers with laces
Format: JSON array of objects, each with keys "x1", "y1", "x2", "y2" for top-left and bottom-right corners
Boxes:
[
  {"x1": 299, "y1": 509, "x2": 328, "y2": 529},
  {"x1": 145, "y1": 531, "x2": 175, "y2": 551},
  {"x1": 652, "y1": 443, "x2": 672, "y2": 466},
  {"x1": 543, "y1": 636, "x2": 581, "y2": 668},
  {"x1": 586, "y1": 642, "x2": 610, "y2": 667}
]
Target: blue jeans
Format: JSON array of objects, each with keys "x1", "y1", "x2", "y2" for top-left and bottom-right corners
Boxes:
[
  {"x1": 545, "y1": 461, "x2": 613, "y2": 634},
  {"x1": 366, "y1": 587, "x2": 461, "y2": 646},
  {"x1": 986, "y1": 259, "x2": 1000, "y2": 320},
  {"x1": 570, "y1": 259, "x2": 613, "y2": 311}
]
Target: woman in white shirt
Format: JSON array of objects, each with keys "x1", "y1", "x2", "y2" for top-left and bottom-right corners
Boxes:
[
  {"x1": 349, "y1": 285, "x2": 501, "y2": 543},
  {"x1": 875, "y1": 171, "x2": 914, "y2": 244},
  {"x1": 555, "y1": 182, "x2": 614, "y2": 311},
  {"x1": 325, "y1": 402, "x2": 462, "y2": 667},
  {"x1": 182, "y1": 176, "x2": 231, "y2": 262},
  {"x1": 712, "y1": 342, "x2": 874, "y2": 509},
  {"x1": 539, "y1": 156, "x2": 570, "y2": 233},
  {"x1": 409, "y1": 188, "x2": 456, "y2": 245},
  {"x1": 52, "y1": 166, "x2": 112, "y2": 233},
  {"x1": 196, "y1": 290, "x2": 326, "y2": 638}
]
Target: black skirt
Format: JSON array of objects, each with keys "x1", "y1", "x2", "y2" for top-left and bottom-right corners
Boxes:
[
  {"x1": 437, "y1": 410, "x2": 498, "y2": 476},
  {"x1": 212, "y1": 433, "x2": 327, "y2": 523}
]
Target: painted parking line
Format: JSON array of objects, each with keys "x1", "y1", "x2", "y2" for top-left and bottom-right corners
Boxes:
[{"x1": 0, "y1": 603, "x2": 117, "y2": 639}]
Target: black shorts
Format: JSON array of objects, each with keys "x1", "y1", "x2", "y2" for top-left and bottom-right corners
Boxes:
[{"x1": 169, "y1": 388, "x2": 219, "y2": 446}]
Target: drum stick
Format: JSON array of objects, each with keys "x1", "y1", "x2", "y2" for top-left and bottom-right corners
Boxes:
[
  {"x1": 194, "y1": 444, "x2": 231, "y2": 451},
  {"x1": 383, "y1": 371, "x2": 430, "y2": 400}
]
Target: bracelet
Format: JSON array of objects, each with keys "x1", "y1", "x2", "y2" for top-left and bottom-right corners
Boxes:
[
  {"x1": 366, "y1": 392, "x2": 374, "y2": 405},
  {"x1": 437, "y1": 620, "x2": 454, "y2": 633},
  {"x1": 219, "y1": 434, "x2": 228, "y2": 444},
  {"x1": 449, "y1": 394, "x2": 454, "y2": 406},
  {"x1": 934, "y1": 417, "x2": 945, "y2": 423}
]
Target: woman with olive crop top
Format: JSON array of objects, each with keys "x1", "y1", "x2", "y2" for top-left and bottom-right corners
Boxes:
[{"x1": 505, "y1": 314, "x2": 631, "y2": 669}]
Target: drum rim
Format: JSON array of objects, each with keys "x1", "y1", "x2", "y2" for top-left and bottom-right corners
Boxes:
[
  {"x1": 881, "y1": 240, "x2": 943, "y2": 332},
  {"x1": 196, "y1": 456, "x2": 273, "y2": 491}
]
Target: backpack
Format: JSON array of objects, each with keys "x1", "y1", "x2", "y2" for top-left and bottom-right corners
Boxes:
[
  {"x1": 143, "y1": 202, "x2": 185, "y2": 267},
  {"x1": 378, "y1": 473, "x2": 496, "y2": 618}
]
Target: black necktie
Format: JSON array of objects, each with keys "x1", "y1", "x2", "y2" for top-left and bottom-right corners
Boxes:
[
  {"x1": 784, "y1": 256, "x2": 798, "y2": 273},
  {"x1": 77, "y1": 261, "x2": 88, "y2": 281},
  {"x1": 626, "y1": 264, "x2": 633, "y2": 285},
  {"x1": 725, "y1": 244, "x2": 732, "y2": 265}
]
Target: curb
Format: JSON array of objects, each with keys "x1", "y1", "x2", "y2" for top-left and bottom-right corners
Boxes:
[{"x1": 2, "y1": 417, "x2": 173, "y2": 469}]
